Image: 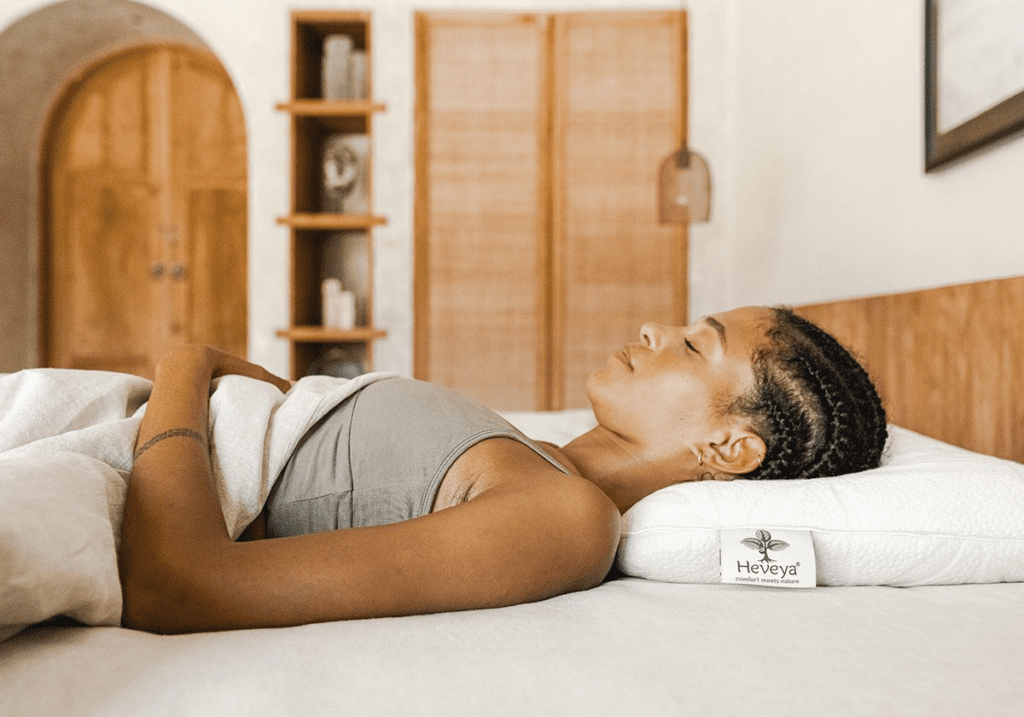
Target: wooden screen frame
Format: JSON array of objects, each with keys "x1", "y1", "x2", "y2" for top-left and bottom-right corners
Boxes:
[
  {"x1": 413, "y1": 10, "x2": 687, "y2": 410},
  {"x1": 548, "y1": 11, "x2": 688, "y2": 409},
  {"x1": 798, "y1": 276, "x2": 1024, "y2": 463},
  {"x1": 413, "y1": 12, "x2": 555, "y2": 409}
]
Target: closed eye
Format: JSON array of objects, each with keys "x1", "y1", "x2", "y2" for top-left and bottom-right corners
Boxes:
[{"x1": 684, "y1": 338, "x2": 698, "y2": 353}]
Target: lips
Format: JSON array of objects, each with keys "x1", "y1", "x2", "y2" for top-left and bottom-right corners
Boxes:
[{"x1": 617, "y1": 347, "x2": 633, "y2": 370}]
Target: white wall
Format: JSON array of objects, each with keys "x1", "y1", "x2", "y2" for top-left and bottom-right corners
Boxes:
[
  {"x1": 3, "y1": 0, "x2": 1022, "y2": 377},
  {"x1": 689, "y1": 0, "x2": 1024, "y2": 318}
]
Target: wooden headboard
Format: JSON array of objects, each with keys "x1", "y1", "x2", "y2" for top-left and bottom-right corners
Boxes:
[{"x1": 796, "y1": 276, "x2": 1023, "y2": 463}]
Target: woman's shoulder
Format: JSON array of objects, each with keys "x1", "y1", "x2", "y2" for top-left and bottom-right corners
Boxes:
[
  {"x1": 472, "y1": 448, "x2": 621, "y2": 590},
  {"x1": 442, "y1": 435, "x2": 619, "y2": 532}
]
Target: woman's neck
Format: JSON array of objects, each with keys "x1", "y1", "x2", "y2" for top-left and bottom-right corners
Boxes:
[{"x1": 555, "y1": 427, "x2": 693, "y2": 513}]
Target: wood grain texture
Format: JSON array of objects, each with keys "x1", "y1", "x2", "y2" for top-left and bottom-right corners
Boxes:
[
  {"x1": 415, "y1": 12, "x2": 551, "y2": 410},
  {"x1": 44, "y1": 45, "x2": 247, "y2": 377},
  {"x1": 173, "y1": 50, "x2": 248, "y2": 360},
  {"x1": 415, "y1": 11, "x2": 687, "y2": 411},
  {"x1": 552, "y1": 12, "x2": 687, "y2": 409},
  {"x1": 797, "y1": 276, "x2": 1024, "y2": 462}
]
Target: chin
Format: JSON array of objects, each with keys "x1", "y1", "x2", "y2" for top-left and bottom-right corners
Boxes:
[{"x1": 583, "y1": 370, "x2": 602, "y2": 404}]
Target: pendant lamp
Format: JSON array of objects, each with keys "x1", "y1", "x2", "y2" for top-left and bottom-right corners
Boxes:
[{"x1": 658, "y1": 12, "x2": 711, "y2": 224}]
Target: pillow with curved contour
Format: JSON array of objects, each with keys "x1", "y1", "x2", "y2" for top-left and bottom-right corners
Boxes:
[{"x1": 615, "y1": 426, "x2": 1024, "y2": 586}]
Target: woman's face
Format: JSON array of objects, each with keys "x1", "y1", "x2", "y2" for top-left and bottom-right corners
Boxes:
[{"x1": 586, "y1": 306, "x2": 772, "y2": 457}]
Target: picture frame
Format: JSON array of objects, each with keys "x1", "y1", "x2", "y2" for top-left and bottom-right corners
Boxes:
[{"x1": 924, "y1": 0, "x2": 1024, "y2": 171}]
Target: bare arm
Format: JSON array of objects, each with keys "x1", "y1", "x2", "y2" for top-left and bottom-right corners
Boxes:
[
  {"x1": 118, "y1": 346, "x2": 291, "y2": 624},
  {"x1": 118, "y1": 347, "x2": 620, "y2": 634}
]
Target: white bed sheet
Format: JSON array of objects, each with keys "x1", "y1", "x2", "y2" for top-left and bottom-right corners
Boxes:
[{"x1": 2, "y1": 579, "x2": 1022, "y2": 717}]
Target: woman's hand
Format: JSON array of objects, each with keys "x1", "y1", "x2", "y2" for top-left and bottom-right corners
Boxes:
[{"x1": 156, "y1": 345, "x2": 292, "y2": 394}]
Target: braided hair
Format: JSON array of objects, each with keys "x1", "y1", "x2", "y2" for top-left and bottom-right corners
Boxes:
[{"x1": 731, "y1": 308, "x2": 887, "y2": 480}]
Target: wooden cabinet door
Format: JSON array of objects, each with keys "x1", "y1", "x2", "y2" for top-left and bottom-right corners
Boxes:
[
  {"x1": 170, "y1": 49, "x2": 248, "y2": 359},
  {"x1": 46, "y1": 46, "x2": 247, "y2": 377},
  {"x1": 416, "y1": 11, "x2": 686, "y2": 411}
]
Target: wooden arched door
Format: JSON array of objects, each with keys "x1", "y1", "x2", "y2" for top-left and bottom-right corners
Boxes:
[{"x1": 44, "y1": 44, "x2": 247, "y2": 377}]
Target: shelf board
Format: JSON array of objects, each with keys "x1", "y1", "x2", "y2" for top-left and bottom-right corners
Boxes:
[
  {"x1": 276, "y1": 100, "x2": 387, "y2": 116},
  {"x1": 277, "y1": 326, "x2": 388, "y2": 343},
  {"x1": 277, "y1": 213, "x2": 387, "y2": 230}
]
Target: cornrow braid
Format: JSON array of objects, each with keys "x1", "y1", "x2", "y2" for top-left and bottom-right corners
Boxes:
[{"x1": 732, "y1": 308, "x2": 887, "y2": 481}]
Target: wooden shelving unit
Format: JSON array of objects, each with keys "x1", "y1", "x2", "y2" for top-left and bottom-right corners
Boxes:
[{"x1": 276, "y1": 10, "x2": 387, "y2": 378}]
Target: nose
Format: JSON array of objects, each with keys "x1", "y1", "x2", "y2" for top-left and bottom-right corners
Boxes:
[{"x1": 639, "y1": 322, "x2": 665, "y2": 349}]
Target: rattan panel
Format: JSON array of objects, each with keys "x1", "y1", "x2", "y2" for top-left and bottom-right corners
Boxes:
[
  {"x1": 417, "y1": 15, "x2": 549, "y2": 410},
  {"x1": 554, "y1": 13, "x2": 687, "y2": 408}
]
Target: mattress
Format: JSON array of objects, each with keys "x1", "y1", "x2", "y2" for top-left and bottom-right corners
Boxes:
[{"x1": 2, "y1": 578, "x2": 1022, "y2": 717}]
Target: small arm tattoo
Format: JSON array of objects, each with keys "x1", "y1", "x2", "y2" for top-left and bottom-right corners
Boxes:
[{"x1": 133, "y1": 428, "x2": 206, "y2": 461}]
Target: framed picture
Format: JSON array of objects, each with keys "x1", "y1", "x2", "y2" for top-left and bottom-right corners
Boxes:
[{"x1": 925, "y1": 0, "x2": 1024, "y2": 171}]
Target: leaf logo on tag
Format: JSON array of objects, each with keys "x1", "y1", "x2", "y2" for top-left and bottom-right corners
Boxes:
[
  {"x1": 740, "y1": 529, "x2": 789, "y2": 563},
  {"x1": 720, "y1": 527, "x2": 817, "y2": 588}
]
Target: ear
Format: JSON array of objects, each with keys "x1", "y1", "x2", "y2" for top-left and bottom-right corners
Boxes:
[{"x1": 700, "y1": 429, "x2": 766, "y2": 479}]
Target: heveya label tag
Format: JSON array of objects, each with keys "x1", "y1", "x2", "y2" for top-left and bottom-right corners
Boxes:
[{"x1": 720, "y1": 528, "x2": 817, "y2": 588}]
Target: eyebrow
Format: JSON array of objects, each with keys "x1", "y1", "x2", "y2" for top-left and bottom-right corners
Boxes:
[{"x1": 703, "y1": 316, "x2": 727, "y2": 349}]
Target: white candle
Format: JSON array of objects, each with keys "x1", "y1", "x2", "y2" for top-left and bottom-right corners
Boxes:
[{"x1": 321, "y1": 278, "x2": 343, "y2": 327}]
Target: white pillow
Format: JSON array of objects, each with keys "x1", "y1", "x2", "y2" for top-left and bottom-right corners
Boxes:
[
  {"x1": 616, "y1": 426, "x2": 1024, "y2": 586},
  {"x1": 500, "y1": 408, "x2": 598, "y2": 445},
  {"x1": 0, "y1": 452, "x2": 126, "y2": 641}
]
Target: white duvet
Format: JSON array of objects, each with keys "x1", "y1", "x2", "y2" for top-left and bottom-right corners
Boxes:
[{"x1": 0, "y1": 368, "x2": 395, "y2": 639}]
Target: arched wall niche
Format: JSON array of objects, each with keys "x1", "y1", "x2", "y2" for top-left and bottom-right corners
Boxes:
[{"x1": 0, "y1": 0, "x2": 214, "y2": 371}]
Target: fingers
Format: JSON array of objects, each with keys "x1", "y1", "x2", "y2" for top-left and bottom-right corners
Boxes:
[
  {"x1": 254, "y1": 367, "x2": 292, "y2": 394},
  {"x1": 231, "y1": 360, "x2": 292, "y2": 394},
  {"x1": 213, "y1": 353, "x2": 291, "y2": 393},
  {"x1": 160, "y1": 345, "x2": 292, "y2": 393}
]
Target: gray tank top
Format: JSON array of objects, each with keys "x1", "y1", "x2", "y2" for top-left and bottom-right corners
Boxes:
[{"x1": 265, "y1": 377, "x2": 571, "y2": 537}]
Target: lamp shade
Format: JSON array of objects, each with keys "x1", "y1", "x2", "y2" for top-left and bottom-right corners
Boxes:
[{"x1": 658, "y1": 148, "x2": 711, "y2": 223}]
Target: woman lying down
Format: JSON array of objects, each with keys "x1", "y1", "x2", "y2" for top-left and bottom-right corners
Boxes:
[{"x1": 119, "y1": 306, "x2": 887, "y2": 633}]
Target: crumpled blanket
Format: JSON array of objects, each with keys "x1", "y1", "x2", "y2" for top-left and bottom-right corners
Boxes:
[
  {"x1": 0, "y1": 368, "x2": 397, "y2": 540},
  {"x1": 0, "y1": 367, "x2": 397, "y2": 638}
]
